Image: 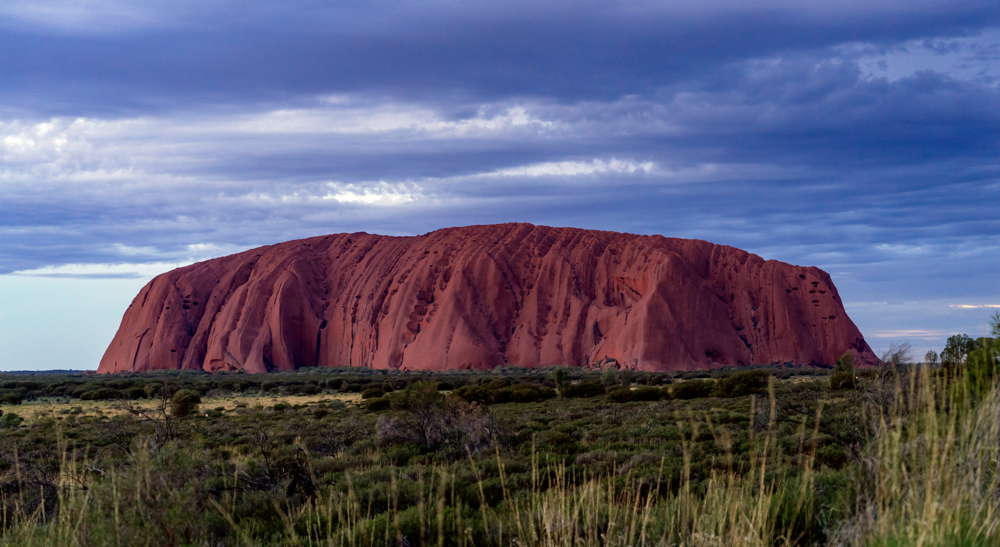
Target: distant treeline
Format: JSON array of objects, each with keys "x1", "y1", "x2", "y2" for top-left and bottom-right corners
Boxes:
[{"x1": 0, "y1": 365, "x2": 829, "y2": 405}]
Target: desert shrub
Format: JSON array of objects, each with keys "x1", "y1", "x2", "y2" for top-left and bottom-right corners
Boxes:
[
  {"x1": 538, "y1": 430, "x2": 580, "y2": 454},
  {"x1": 451, "y1": 381, "x2": 551, "y2": 405},
  {"x1": 601, "y1": 367, "x2": 619, "y2": 387},
  {"x1": 829, "y1": 371, "x2": 854, "y2": 390},
  {"x1": 638, "y1": 374, "x2": 664, "y2": 386},
  {"x1": 300, "y1": 384, "x2": 322, "y2": 395},
  {"x1": 144, "y1": 384, "x2": 162, "y2": 398},
  {"x1": 341, "y1": 382, "x2": 365, "y2": 393},
  {"x1": 171, "y1": 389, "x2": 202, "y2": 417},
  {"x1": 607, "y1": 387, "x2": 633, "y2": 403},
  {"x1": 716, "y1": 370, "x2": 770, "y2": 397},
  {"x1": 670, "y1": 379, "x2": 716, "y2": 399},
  {"x1": 0, "y1": 392, "x2": 23, "y2": 405},
  {"x1": 326, "y1": 399, "x2": 347, "y2": 410},
  {"x1": 108, "y1": 379, "x2": 134, "y2": 390},
  {"x1": 436, "y1": 381, "x2": 454, "y2": 391},
  {"x1": 80, "y1": 387, "x2": 118, "y2": 400},
  {"x1": 620, "y1": 368, "x2": 633, "y2": 388},
  {"x1": 562, "y1": 381, "x2": 605, "y2": 398},
  {"x1": 451, "y1": 384, "x2": 486, "y2": 403},
  {"x1": 361, "y1": 387, "x2": 385, "y2": 399},
  {"x1": 608, "y1": 385, "x2": 663, "y2": 403},
  {"x1": 493, "y1": 383, "x2": 556, "y2": 403},
  {"x1": 324, "y1": 378, "x2": 343, "y2": 390},
  {"x1": 313, "y1": 408, "x2": 330, "y2": 419},
  {"x1": 375, "y1": 381, "x2": 498, "y2": 456},
  {"x1": 124, "y1": 386, "x2": 147, "y2": 399},
  {"x1": 632, "y1": 385, "x2": 664, "y2": 401},
  {"x1": 830, "y1": 352, "x2": 856, "y2": 390},
  {"x1": 0, "y1": 412, "x2": 22, "y2": 429},
  {"x1": 364, "y1": 397, "x2": 392, "y2": 412}
]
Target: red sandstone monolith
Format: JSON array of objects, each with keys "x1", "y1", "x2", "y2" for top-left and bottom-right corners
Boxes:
[{"x1": 98, "y1": 223, "x2": 877, "y2": 373}]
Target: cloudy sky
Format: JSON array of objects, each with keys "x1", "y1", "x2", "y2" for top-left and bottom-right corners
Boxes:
[{"x1": 1, "y1": 0, "x2": 998, "y2": 370}]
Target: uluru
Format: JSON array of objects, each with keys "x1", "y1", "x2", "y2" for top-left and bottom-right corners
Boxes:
[{"x1": 98, "y1": 223, "x2": 877, "y2": 373}]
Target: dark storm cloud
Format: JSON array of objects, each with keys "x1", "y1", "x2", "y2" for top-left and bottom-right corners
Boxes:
[{"x1": 1, "y1": 1, "x2": 997, "y2": 115}]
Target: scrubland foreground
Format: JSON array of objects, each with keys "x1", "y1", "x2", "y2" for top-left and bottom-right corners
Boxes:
[{"x1": 1, "y1": 344, "x2": 999, "y2": 546}]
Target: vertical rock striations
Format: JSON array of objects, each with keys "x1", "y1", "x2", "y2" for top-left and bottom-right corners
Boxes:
[{"x1": 98, "y1": 224, "x2": 877, "y2": 373}]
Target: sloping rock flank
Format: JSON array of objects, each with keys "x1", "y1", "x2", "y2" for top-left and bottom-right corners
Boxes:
[{"x1": 99, "y1": 224, "x2": 877, "y2": 373}]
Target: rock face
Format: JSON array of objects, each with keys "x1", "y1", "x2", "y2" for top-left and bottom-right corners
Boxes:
[{"x1": 98, "y1": 224, "x2": 877, "y2": 373}]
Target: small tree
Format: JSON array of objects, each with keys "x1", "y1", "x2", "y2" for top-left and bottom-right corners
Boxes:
[
  {"x1": 924, "y1": 350, "x2": 939, "y2": 366},
  {"x1": 942, "y1": 334, "x2": 975, "y2": 368},
  {"x1": 620, "y1": 368, "x2": 633, "y2": 388},
  {"x1": 601, "y1": 367, "x2": 619, "y2": 389},
  {"x1": 171, "y1": 389, "x2": 202, "y2": 418},
  {"x1": 965, "y1": 343, "x2": 998, "y2": 396},
  {"x1": 830, "y1": 351, "x2": 855, "y2": 390},
  {"x1": 551, "y1": 367, "x2": 570, "y2": 397}
]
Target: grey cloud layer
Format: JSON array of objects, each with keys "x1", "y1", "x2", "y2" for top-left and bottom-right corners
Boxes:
[
  {"x1": 1, "y1": 0, "x2": 997, "y2": 115},
  {"x1": 1, "y1": 1, "x2": 998, "y2": 353}
]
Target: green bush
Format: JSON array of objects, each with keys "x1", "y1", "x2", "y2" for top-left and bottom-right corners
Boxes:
[
  {"x1": 124, "y1": 386, "x2": 147, "y2": 399},
  {"x1": 716, "y1": 370, "x2": 770, "y2": 398},
  {"x1": 631, "y1": 386, "x2": 664, "y2": 401},
  {"x1": 562, "y1": 381, "x2": 605, "y2": 398},
  {"x1": 815, "y1": 444, "x2": 848, "y2": 469},
  {"x1": 495, "y1": 383, "x2": 556, "y2": 403},
  {"x1": 670, "y1": 379, "x2": 716, "y2": 400},
  {"x1": 171, "y1": 389, "x2": 202, "y2": 417},
  {"x1": 450, "y1": 382, "x2": 554, "y2": 404},
  {"x1": 607, "y1": 387, "x2": 633, "y2": 403},
  {"x1": 324, "y1": 378, "x2": 343, "y2": 390},
  {"x1": 300, "y1": 384, "x2": 322, "y2": 395},
  {"x1": 80, "y1": 388, "x2": 118, "y2": 401},
  {"x1": 831, "y1": 352, "x2": 855, "y2": 390},
  {"x1": 364, "y1": 397, "x2": 391, "y2": 412},
  {"x1": 830, "y1": 371, "x2": 854, "y2": 390},
  {"x1": 0, "y1": 412, "x2": 22, "y2": 429},
  {"x1": 607, "y1": 386, "x2": 665, "y2": 403},
  {"x1": 361, "y1": 387, "x2": 386, "y2": 399},
  {"x1": 552, "y1": 367, "x2": 570, "y2": 396}
]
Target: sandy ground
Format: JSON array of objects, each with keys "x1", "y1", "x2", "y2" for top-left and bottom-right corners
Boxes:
[{"x1": 7, "y1": 392, "x2": 364, "y2": 422}]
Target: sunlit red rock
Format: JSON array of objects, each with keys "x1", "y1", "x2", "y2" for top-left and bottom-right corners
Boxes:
[{"x1": 98, "y1": 223, "x2": 877, "y2": 373}]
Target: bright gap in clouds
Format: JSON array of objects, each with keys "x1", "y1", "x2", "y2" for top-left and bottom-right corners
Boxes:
[
  {"x1": 324, "y1": 183, "x2": 421, "y2": 205},
  {"x1": 490, "y1": 159, "x2": 656, "y2": 177},
  {"x1": 11, "y1": 261, "x2": 195, "y2": 278}
]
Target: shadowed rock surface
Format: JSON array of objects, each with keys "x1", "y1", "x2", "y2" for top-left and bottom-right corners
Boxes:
[{"x1": 98, "y1": 224, "x2": 877, "y2": 373}]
